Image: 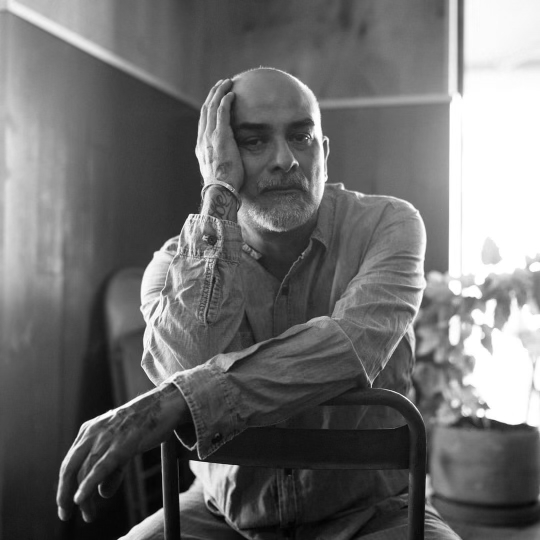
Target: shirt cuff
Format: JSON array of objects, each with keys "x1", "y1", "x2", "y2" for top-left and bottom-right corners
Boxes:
[
  {"x1": 167, "y1": 363, "x2": 244, "y2": 459},
  {"x1": 181, "y1": 214, "x2": 242, "y2": 262}
]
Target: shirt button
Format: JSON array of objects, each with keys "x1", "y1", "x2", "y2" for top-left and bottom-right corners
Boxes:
[
  {"x1": 203, "y1": 234, "x2": 217, "y2": 246},
  {"x1": 211, "y1": 432, "x2": 223, "y2": 445}
]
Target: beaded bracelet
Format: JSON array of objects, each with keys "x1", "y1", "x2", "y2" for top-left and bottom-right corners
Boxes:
[{"x1": 201, "y1": 180, "x2": 242, "y2": 210}]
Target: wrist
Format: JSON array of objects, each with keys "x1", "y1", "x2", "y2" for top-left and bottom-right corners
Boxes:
[
  {"x1": 200, "y1": 184, "x2": 239, "y2": 222},
  {"x1": 158, "y1": 380, "x2": 192, "y2": 429},
  {"x1": 201, "y1": 180, "x2": 242, "y2": 210}
]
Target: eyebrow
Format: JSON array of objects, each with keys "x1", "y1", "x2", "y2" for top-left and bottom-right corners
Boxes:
[{"x1": 234, "y1": 118, "x2": 315, "y2": 133}]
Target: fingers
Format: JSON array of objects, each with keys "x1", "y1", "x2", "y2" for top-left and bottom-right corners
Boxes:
[
  {"x1": 57, "y1": 426, "x2": 123, "y2": 522},
  {"x1": 56, "y1": 434, "x2": 92, "y2": 521},
  {"x1": 206, "y1": 80, "x2": 233, "y2": 134},
  {"x1": 79, "y1": 493, "x2": 97, "y2": 523},
  {"x1": 80, "y1": 467, "x2": 124, "y2": 524},
  {"x1": 98, "y1": 467, "x2": 124, "y2": 499},
  {"x1": 198, "y1": 79, "x2": 234, "y2": 146},
  {"x1": 216, "y1": 92, "x2": 235, "y2": 133},
  {"x1": 75, "y1": 448, "x2": 105, "y2": 522},
  {"x1": 199, "y1": 79, "x2": 224, "y2": 134},
  {"x1": 74, "y1": 448, "x2": 122, "y2": 509}
]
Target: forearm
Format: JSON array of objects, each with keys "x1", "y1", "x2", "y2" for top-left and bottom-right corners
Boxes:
[
  {"x1": 123, "y1": 380, "x2": 192, "y2": 450},
  {"x1": 168, "y1": 311, "x2": 404, "y2": 459},
  {"x1": 141, "y1": 215, "x2": 246, "y2": 383}
]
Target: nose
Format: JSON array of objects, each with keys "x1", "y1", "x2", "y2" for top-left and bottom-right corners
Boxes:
[{"x1": 269, "y1": 138, "x2": 299, "y2": 173}]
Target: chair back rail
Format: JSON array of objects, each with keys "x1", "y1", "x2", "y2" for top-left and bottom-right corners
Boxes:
[{"x1": 162, "y1": 388, "x2": 426, "y2": 540}]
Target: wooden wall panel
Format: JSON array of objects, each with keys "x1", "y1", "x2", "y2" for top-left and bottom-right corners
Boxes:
[
  {"x1": 0, "y1": 13, "x2": 199, "y2": 539},
  {"x1": 322, "y1": 103, "x2": 450, "y2": 272},
  {"x1": 12, "y1": 0, "x2": 449, "y2": 103}
]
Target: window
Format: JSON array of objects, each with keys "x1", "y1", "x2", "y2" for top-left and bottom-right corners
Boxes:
[{"x1": 460, "y1": 0, "x2": 540, "y2": 425}]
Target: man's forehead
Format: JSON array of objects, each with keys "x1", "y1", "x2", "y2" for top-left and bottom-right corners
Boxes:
[{"x1": 231, "y1": 70, "x2": 319, "y2": 127}]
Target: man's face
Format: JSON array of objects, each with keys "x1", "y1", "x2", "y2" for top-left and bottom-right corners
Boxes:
[{"x1": 232, "y1": 71, "x2": 329, "y2": 233}]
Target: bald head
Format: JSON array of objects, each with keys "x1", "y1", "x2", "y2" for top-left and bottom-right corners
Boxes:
[
  {"x1": 230, "y1": 68, "x2": 322, "y2": 133},
  {"x1": 232, "y1": 68, "x2": 319, "y2": 106}
]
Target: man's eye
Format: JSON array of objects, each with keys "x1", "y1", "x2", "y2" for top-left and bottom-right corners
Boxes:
[
  {"x1": 239, "y1": 137, "x2": 264, "y2": 148},
  {"x1": 291, "y1": 133, "x2": 312, "y2": 144}
]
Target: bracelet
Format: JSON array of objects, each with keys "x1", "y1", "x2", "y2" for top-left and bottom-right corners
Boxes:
[{"x1": 201, "y1": 180, "x2": 242, "y2": 210}]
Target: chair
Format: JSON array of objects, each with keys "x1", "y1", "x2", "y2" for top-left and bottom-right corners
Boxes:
[
  {"x1": 104, "y1": 267, "x2": 162, "y2": 525},
  {"x1": 161, "y1": 387, "x2": 427, "y2": 540}
]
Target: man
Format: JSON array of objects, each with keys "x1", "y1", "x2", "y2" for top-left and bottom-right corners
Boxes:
[{"x1": 57, "y1": 68, "x2": 460, "y2": 539}]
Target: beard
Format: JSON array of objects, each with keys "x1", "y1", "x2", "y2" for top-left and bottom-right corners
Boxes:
[{"x1": 239, "y1": 171, "x2": 320, "y2": 232}]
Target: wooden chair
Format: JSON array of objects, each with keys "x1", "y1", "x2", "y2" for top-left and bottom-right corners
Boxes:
[
  {"x1": 161, "y1": 387, "x2": 427, "y2": 540},
  {"x1": 104, "y1": 267, "x2": 162, "y2": 525}
]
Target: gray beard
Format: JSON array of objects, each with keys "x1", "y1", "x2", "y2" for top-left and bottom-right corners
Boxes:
[
  {"x1": 240, "y1": 194, "x2": 317, "y2": 232},
  {"x1": 239, "y1": 171, "x2": 318, "y2": 232}
]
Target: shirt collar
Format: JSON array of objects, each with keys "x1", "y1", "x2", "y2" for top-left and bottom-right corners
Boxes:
[
  {"x1": 241, "y1": 184, "x2": 338, "y2": 259},
  {"x1": 310, "y1": 184, "x2": 339, "y2": 251}
]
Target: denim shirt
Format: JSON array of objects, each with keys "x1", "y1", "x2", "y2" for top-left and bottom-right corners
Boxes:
[{"x1": 141, "y1": 183, "x2": 426, "y2": 534}]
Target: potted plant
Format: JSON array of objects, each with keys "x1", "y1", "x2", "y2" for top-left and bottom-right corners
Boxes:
[{"x1": 412, "y1": 254, "x2": 540, "y2": 526}]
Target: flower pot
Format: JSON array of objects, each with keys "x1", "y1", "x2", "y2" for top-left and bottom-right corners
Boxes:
[{"x1": 430, "y1": 421, "x2": 540, "y2": 526}]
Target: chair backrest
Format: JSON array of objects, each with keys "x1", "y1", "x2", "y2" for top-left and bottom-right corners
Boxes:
[
  {"x1": 104, "y1": 267, "x2": 161, "y2": 525},
  {"x1": 161, "y1": 387, "x2": 426, "y2": 540},
  {"x1": 104, "y1": 267, "x2": 154, "y2": 402}
]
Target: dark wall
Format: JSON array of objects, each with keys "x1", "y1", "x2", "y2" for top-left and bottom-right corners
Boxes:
[
  {"x1": 323, "y1": 103, "x2": 450, "y2": 273},
  {"x1": 0, "y1": 13, "x2": 199, "y2": 539}
]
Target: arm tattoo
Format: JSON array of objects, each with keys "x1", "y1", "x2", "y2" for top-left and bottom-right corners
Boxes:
[
  {"x1": 201, "y1": 185, "x2": 238, "y2": 221},
  {"x1": 116, "y1": 386, "x2": 174, "y2": 434}
]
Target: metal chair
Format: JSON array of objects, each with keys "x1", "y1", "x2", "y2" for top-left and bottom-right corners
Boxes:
[{"x1": 161, "y1": 387, "x2": 427, "y2": 539}]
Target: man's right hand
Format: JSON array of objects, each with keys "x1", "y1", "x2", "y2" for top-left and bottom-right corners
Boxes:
[
  {"x1": 56, "y1": 382, "x2": 191, "y2": 524},
  {"x1": 196, "y1": 79, "x2": 244, "y2": 193}
]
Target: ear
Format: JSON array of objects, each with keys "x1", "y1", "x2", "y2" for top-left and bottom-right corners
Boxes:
[{"x1": 322, "y1": 136, "x2": 330, "y2": 182}]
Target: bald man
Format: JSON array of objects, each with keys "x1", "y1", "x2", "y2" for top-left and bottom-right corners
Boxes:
[{"x1": 57, "y1": 68, "x2": 460, "y2": 539}]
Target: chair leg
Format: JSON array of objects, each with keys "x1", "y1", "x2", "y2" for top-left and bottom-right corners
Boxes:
[
  {"x1": 408, "y1": 424, "x2": 427, "y2": 540},
  {"x1": 162, "y1": 438, "x2": 180, "y2": 540}
]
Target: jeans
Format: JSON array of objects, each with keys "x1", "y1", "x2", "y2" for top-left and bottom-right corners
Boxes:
[{"x1": 120, "y1": 480, "x2": 461, "y2": 540}]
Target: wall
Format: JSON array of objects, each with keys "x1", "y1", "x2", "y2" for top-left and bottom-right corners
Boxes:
[
  {"x1": 7, "y1": 0, "x2": 453, "y2": 271},
  {"x1": 0, "y1": 12, "x2": 199, "y2": 539},
  {"x1": 8, "y1": 0, "x2": 449, "y2": 103},
  {"x1": 323, "y1": 103, "x2": 451, "y2": 273}
]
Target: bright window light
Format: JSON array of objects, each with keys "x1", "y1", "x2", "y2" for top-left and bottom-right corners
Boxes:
[{"x1": 461, "y1": 0, "x2": 540, "y2": 425}]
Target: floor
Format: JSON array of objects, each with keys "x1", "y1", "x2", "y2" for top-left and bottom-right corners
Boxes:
[{"x1": 447, "y1": 519, "x2": 540, "y2": 540}]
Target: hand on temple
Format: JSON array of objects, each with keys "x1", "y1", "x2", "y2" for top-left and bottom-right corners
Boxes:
[{"x1": 196, "y1": 78, "x2": 244, "y2": 192}]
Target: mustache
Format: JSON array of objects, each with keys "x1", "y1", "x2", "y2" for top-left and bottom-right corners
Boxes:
[{"x1": 258, "y1": 172, "x2": 309, "y2": 193}]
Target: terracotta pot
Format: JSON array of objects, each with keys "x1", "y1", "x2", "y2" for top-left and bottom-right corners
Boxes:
[{"x1": 430, "y1": 421, "x2": 540, "y2": 506}]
